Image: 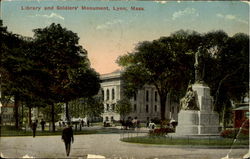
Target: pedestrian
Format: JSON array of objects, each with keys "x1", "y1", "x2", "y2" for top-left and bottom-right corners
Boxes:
[
  {"x1": 146, "y1": 120, "x2": 149, "y2": 128},
  {"x1": 31, "y1": 120, "x2": 38, "y2": 138},
  {"x1": 137, "y1": 120, "x2": 141, "y2": 128},
  {"x1": 40, "y1": 119, "x2": 46, "y2": 131},
  {"x1": 61, "y1": 122, "x2": 74, "y2": 156},
  {"x1": 149, "y1": 121, "x2": 156, "y2": 130},
  {"x1": 81, "y1": 120, "x2": 84, "y2": 127},
  {"x1": 87, "y1": 120, "x2": 90, "y2": 127}
]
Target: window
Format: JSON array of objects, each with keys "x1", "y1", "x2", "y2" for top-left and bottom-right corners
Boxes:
[
  {"x1": 134, "y1": 93, "x2": 137, "y2": 101},
  {"x1": 106, "y1": 89, "x2": 110, "y2": 100},
  {"x1": 111, "y1": 116, "x2": 114, "y2": 122},
  {"x1": 105, "y1": 116, "x2": 109, "y2": 121},
  {"x1": 106, "y1": 104, "x2": 109, "y2": 111},
  {"x1": 155, "y1": 105, "x2": 157, "y2": 112},
  {"x1": 102, "y1": 90, "x2": 104, "y2": 100},
  {"x1": 134, "y1": 104, "x2": 137, "y2": 112},
  {"x1": 146, "y1": 90, "x2": 149, "y2": 102},
  {"x1": 112, "y1": 104, "x2": 115, "y2": 111},
  {"x1": 112, "y1": 88, "x2": 115, "y2": 100},
  {"x1": 146, "y1": 105, "x2": 149, "y2": 113},
  {"x1": 155, "y1": 91, "x2": 158, "y2": 102}
]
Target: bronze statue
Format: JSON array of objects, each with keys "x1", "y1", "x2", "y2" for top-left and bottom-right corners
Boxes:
[
  {"x1": 194, "y1": 46, "x2": 205, "y2": 83},
  {"x1": 180, "y1": 85, "x2": 199, "y2": 110}
]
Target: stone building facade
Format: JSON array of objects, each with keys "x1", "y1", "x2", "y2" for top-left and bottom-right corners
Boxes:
[
  {"x1": 101, "y1": 70, "x2": 179, "y2": 123},
  {"x1": 1, "y1": 103, "x2": 15, "y2": 125}
]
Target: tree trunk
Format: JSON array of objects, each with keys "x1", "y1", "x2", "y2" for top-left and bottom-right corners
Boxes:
[
  {"x1": 66, "y1": 102, "x2": 70, "y2": 122},
  {"x1": 28, "y1": 107, "x2": 32, "y2": 126},
  {"x1": 14, "y1": 94, "x2": 20, "y2": 129},
  {"x1": 160, "y1": 95, "x2": 167, "y2": 121},
  {"x1": 21, "y1": 103, "x2": 24, "y2": 127},
  {"x1": 51, "y1": 103, "x2": 55, "y2": 132}
]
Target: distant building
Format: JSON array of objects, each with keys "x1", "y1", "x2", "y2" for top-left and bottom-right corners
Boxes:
[
  {"x1": 100, "y1": 70, "x2": 178, "y2": 123},
  {"x1": 1, "y1": 103, "x2": 15, "y2": 125},
  {"x1": 233, "y1": 104, "x2": 249, "y2": 128}
]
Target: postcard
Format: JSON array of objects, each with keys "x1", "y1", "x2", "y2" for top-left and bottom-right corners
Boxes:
[{"x1": 0, "y1": 0, "x2": 249, "y2": 159}]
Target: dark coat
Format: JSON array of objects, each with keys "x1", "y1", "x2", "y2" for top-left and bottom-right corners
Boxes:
[
  {"x1": 31, "y1": 122, "x2": 37, "y2": 130},
  {"x1": 62, "y1": 127, "x2": 74, "y2": 143}
]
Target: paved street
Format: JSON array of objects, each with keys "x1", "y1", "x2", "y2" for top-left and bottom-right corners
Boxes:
[{"x1": 0, "y1": 133, "x2": 248, "y2": 159}]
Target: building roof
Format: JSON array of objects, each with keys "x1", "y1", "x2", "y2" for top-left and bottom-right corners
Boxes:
[{"x1": 100, "y1": 69, "x2": 123, "y2": 81}]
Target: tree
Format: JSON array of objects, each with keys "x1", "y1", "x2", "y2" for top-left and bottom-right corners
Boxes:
[
  {"x1": 0, "y1": 20, "x2": 34, "y2": 129},
  {"x1": 202, "y1": 31, "x2": 249, "y2": 128},
  {"x1": 69, "y1": 96, "x2": 104, "y2": 119},
  {"x1": 118, "y1": 29, "x2": 249, "y2": 126},
  {"x1": 115, "y1": 98, "x2": 132, "y2": 121},
  {"x1": 40, "y1": 103, "x2": 63, "y2": 124},
  {"x1": 32, "y1": 23, "x2": 100, "y2": 131},
  {"x1": 64, "y1": 67, "x2": 100, "y2": 121},
  {"x1": 1, "y1": 22, "x2": 100, "y2": 131},
  {"x1": 117, "y1": 30, "x2": 201, "y2": 120}
]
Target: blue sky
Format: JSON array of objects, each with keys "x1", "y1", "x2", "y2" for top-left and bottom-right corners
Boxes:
[{"x1": 1, "y1": 0, "x2": 249, "y2": 74}]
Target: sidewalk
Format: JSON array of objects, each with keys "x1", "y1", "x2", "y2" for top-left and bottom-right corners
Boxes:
[{"x1": 0, "y1": 133, "x2": 248, "y2": 159}]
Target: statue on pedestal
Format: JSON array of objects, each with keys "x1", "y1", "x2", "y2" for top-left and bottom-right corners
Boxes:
[
  {"x1": 180, "y1": 85, "x2": 199, "y2": 110},
  {"x1": 194, "y1": 46, "x2": 205, "y2": 84}
]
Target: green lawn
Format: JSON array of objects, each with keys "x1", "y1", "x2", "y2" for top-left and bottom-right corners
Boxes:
[
  {"x1": 0, "y1": 126, "x2": 98, "y2": 137},
  {"x1": 121, "y1": 136, "x2": 249, "y2": 147}
]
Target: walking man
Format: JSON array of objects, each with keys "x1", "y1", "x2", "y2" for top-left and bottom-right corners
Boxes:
[
  {"x1": 61, "y1": 122, "x2": 74, "y2": 156},
  {"x1": 31, "y1": 120, "x2": 38, "y2": 138},
  {"x1": 40, "y1": 119, "x2": 46, "y2": 131}
]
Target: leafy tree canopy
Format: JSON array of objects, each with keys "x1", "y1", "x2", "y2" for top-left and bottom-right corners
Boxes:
[
  {"x1": 117, "y1": 29, "x2": 249, "y2": 121},
  {"x1": 115, "y1": 98, "x2": 132, "y2": 121}
]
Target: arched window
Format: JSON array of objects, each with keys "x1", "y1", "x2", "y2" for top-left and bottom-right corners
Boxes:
[
  {"x1": 134, "y1": 104, "x2": 137, "y2": 112},
  {"x1": 112, "y1": 104, "x2": 115, "y2": 111},
  {"x1": 106, "y1": 104, "x2": 109, "y2": 111},
  {"x1": 155, "y1": 91, "x2": 158, "y2": 102},
  {"x1": 105, "y1": 116, "x2": 109, "y2": 121},
  {"x1": 106, "y1": 89, "x2": 110, "y2": 100},
  {"x1": 102, "y1": 89, "x2": 104, "y2": 100},
  {"x1": 134, "y1": 93, "x2": 137, "y2": 101},
  {"x1": 112, "y1": 88, "x2": 115, "y2": 100},
  {"x1": 146, "y1": 90, "x2": 149, "y2": 102}
]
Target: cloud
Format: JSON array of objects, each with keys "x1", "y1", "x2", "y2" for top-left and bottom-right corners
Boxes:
[
  {"x1": 96, "y1": 19, "x2": 123, "y2": 30},
  {"x1": 224, "y1": 14, "x2": 236, "y2": 20},
  {"x1": 172, "y1": 8, "x2": 199, "y2": 20},
  {"x1": 216, "y1": 13, "x2": 248, "y2": 24},
  {"x1": 155, "y1": 1, "x2": 168, "y2": 4},
  {"x1": 241, "y1": 1, "x2": 250, "y2": 5},
  {"x1": 216, "y1": 13, "x2": 224, "y2": 18},
  {"x1": 33, "y1": 13, "x2": 64, "y2": 20}
]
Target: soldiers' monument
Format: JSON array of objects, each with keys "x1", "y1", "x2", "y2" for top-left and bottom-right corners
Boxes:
[{"x1": 176, "y1": 47, "x2": 220, "y2": 135}]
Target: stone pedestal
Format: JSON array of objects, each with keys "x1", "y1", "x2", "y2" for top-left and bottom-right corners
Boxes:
[{"x1": 176, "y1": 83, "x2": 220, "y2": 135}]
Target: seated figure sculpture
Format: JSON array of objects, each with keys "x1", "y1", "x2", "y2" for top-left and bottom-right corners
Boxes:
[{"x1": 180, "y1": 85, "x2": 199, "y2": 110}]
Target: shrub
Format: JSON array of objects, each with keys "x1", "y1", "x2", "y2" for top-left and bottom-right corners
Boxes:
[
  {"x1": 220, "y1": 128, "x2": 249, "y2": 139},
  {"x1": 149, "y1": 127, "x2": 174, "y2": 136},
  {"x1": 151, "y1": 118, "x2": 161, "y2": 124}
]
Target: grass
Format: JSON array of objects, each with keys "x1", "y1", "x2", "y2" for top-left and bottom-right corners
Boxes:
[
  {"x1": 0, "y1": 125, "x2": 98, "y2": 137},
  {"x1": 121, "y1": 136, "x2": 249, "y2": 147},
  {"x1": 0, "y1": 125, "x2": 135, "y2": 136}
]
